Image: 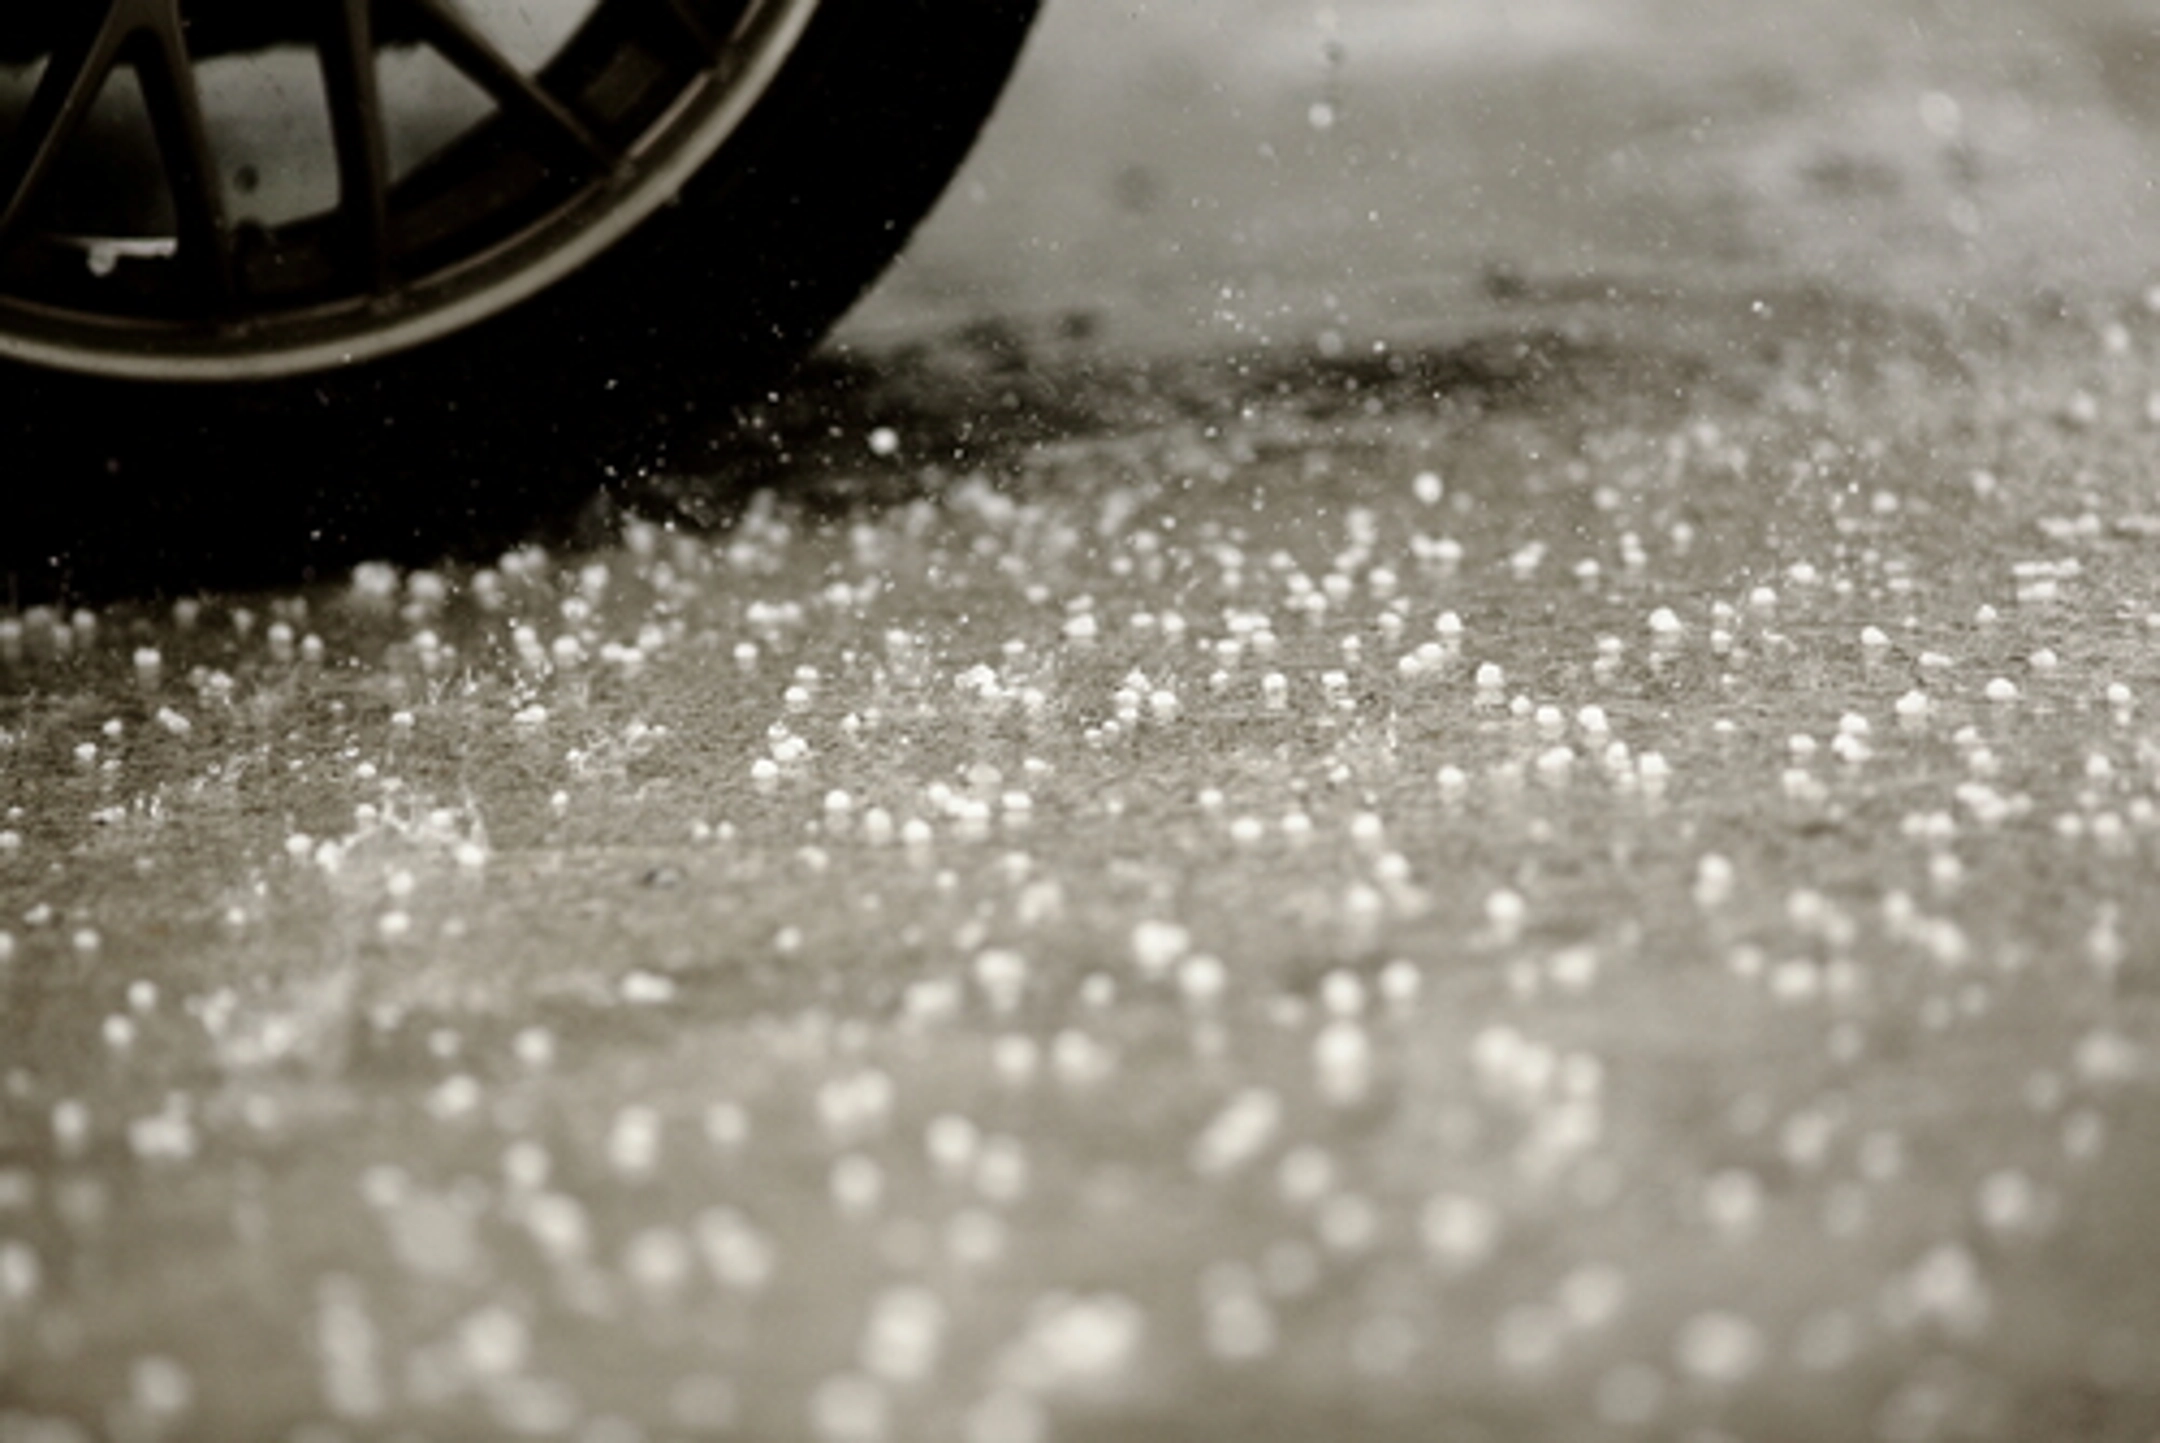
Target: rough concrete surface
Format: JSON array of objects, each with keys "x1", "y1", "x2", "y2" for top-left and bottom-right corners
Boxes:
[{"x1": 4, "y1": 3, "x2": 2160, "y2": 1441}]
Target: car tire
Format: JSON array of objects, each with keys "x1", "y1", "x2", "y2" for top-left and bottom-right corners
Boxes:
[{"x1": 0, "y1": 0, "x2": 1041, "y2": 597}]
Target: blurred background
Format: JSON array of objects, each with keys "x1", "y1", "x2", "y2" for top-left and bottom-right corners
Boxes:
[{"x1": 847, "y1": 0, "x2": 2160, "y2": 352}]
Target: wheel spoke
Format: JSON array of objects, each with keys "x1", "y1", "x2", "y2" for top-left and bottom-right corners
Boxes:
[
  {"x1": 392, "y1": 0, "x2": 615, "y2": 170},
  {"x1": 0, "y1": 0, "x2": 231, "y2": 301},
  {"x1": 318, "y1": 0, "x2": 393, "y2": 292},
  {"x1": 129, "y1": 2, "x2": 233, "y2": 299},
  {"x1": 0, "y1": 6, "x2": 135, "y2": 252}
]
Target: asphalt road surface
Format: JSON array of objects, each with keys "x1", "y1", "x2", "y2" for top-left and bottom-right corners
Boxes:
[{"x1": 5, "y1": 3, "x2": 2160, "y2": 1441}]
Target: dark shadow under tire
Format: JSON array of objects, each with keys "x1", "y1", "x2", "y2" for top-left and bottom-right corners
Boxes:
[{"x1": 0, "y1": 0, "x2": 1042, "y2": 602}]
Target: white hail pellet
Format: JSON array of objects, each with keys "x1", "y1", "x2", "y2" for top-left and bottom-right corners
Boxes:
[
  {"x1": 1378, "y1": 959, "x2": 1421, "y2": 1008},
  {"x1": 1131, "y1": 920, "x2": 1190, "y2": 977},
  {"x1": 1177, "y1": 954, "x2": 1227, "y2": 1007},
  {"x1": 625, "y1": 1226, "x2": 694, "y2": 1297},
  {"x1": 989, "y1": 1036, "x2": 1041, "y2": 1080},
  {"x1": 831, "y1": 1154, "x2": 885, "y2": 1217},
  {"x1": 1313, "y1": 1021, "x2": 1373, "y2": 1105},
  {"x1": 1673, "y1": 1310, "x2": 1764, "y2": 1384},
  {"x1": 1419, "y1": 1193, "x2": 1499, "y2": 1271},
  {"x1": 606, "y1": 1105, "x2": 662, "y2": 1179},
  {"x1": 1485, "y1": 888, "x2": 1527, "y2": 942},
  {"x1": 973, "y1": 949, "x2": 1029, "y2": 1012},
  {"x1": 1547, "y1": 945, "x2": 1599, "y2": 993},
  {"x1": 1319, "y1": 969, "x2": 1366, "y2": 1016},
  {"x1": 861, "y1": 1285, "x2": 948, "y2": 1384},
  {"x1": 1190, "y1": 1088, "x2": 1283, "y2": 1176},
  {"x1": 1694, "y1": 853, "x2": 1736, "y2": 908}
]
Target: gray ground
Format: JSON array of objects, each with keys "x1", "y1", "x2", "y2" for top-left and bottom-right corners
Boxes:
[{"x1": 5, "y1": 2, "x2": 2160, "y2": 1441}]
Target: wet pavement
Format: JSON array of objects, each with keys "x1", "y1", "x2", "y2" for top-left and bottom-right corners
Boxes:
[{"x1": 6, "y1": 3, "x2": 2160, "y2": 1441}]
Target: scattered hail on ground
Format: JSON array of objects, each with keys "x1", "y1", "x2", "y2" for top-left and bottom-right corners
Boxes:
[{"x1": 3, "y1": 285, "x2": 2159, "y2": 1442}]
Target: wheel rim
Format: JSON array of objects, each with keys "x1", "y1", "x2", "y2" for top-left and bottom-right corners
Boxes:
[{"x1": 0, "y1": 0, "x2": 822, "y2": 381}]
